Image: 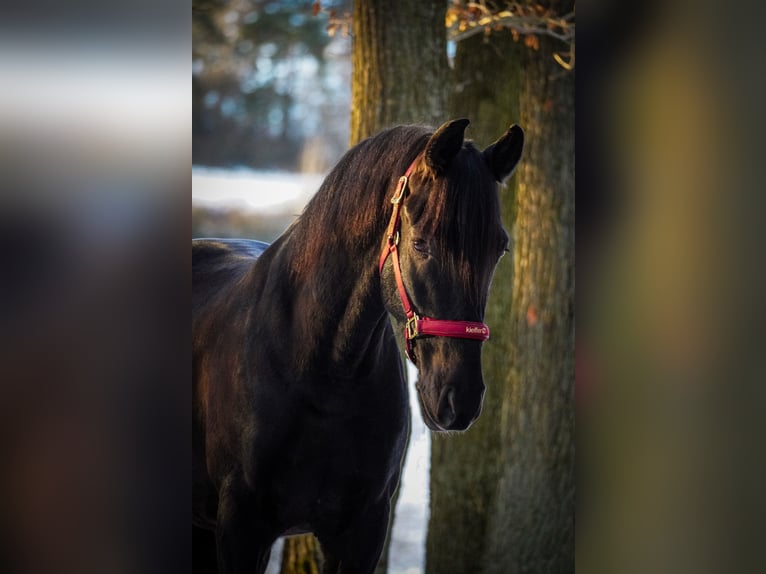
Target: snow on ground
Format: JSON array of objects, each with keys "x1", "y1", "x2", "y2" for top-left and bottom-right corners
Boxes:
[
  {"x1": 388, "y1": 361, "x2": 430, "y2": 574},
  {"x1": 193, "y1": 168, "x2": 430, "y2": 573},
  {"x1": 192, "y1": 166, "x2": 324, "y2": 214}
]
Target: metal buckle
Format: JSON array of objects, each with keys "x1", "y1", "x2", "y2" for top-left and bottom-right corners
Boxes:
[
  {"x1": 391, "y1": 176, "x2": 408, "y2": 204},
  {"x1": 386, "y1": 230, "x2": 400, "y2": 249},
  {"x1": 405, "y1": 314, "x2": 420, "y2": 340}
]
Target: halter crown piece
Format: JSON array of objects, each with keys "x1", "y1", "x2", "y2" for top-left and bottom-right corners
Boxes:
[{"x1": 378, "y1": 157, "x2": 491, "y2": 363}]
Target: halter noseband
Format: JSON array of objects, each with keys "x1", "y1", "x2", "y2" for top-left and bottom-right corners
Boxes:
[{"x1": 378, "y1": 157, "x2": 491, "y2": 363}]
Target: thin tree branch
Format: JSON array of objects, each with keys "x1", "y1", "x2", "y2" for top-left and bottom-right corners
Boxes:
[{"x1": 446, "y1": 2, "x2": 575, "y2": 69}]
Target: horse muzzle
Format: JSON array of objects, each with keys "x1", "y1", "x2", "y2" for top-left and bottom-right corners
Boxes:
[{"x1": 416, "y1": 374, "x2": 485, "y2": 432}]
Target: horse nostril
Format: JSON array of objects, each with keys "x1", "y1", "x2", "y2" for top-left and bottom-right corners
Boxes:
[
  {"x1": 438, "y1": 388, "x2": 457, "y2": 428},
  {"x1": 447, "y1": 388, "x2": 456, "y2": 415}
]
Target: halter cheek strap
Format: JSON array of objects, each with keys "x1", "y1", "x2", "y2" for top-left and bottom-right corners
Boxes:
[{"x1": 378, "y1": 158, "x2": 490, "y2": 363}]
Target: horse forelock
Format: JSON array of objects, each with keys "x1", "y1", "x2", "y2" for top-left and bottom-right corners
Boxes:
[{"x1": 408, "y1": 143, "x2": 505, "y2": 306}]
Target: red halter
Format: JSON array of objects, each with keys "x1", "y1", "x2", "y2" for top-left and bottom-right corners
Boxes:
[{"x1": 378, "y1": 157, "x2": 491, "y2": 363}]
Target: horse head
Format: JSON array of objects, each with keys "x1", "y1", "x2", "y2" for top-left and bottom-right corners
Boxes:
[{"x1": 380, "y1": 118, "x2": 524, "y2": 431}]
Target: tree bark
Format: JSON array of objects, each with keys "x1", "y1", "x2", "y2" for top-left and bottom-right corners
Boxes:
[
  {"x1": 350, "y1": 0, "x2": 449, "y2": 145},
  {"x1": 426, "y1": 30, "x2": 522, "y2": 574},
  {"x1": 485, "y1": 26, "x2": 575, "y2": 572},
  {"x1": 427, "y1": 7, "x2": 575, "y2": 573},
  {"x1": 281, "y1": 535, "x2": 323, "y2": 574}
]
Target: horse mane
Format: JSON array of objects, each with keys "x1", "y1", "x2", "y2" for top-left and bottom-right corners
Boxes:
[
  {"x1": 288, "y1": 125, "x2": 431, "y2": 278},
  {"x1": 287, "y1": 124, "x2": 505, "y2": 307}
]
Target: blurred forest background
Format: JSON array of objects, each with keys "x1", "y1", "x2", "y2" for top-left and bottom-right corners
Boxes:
[
  {"x1": 193, "y1": 0, "x2": 352, "y2": 242},
  {"x1": 193, "y1": 0, "x2": 351, "y2": 171}
]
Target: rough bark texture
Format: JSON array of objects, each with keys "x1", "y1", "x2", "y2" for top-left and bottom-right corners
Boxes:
[
  {"x1": 426, "y1": 30, "x2": 522, "y2": 574},
  {"x1": 485, "y1": 29, "x2": 575, "y2": 573},
  {"x1": 427, "y1": 9, "x2": 575, "y2": 573},
  {"x1": 350, "y1": 0, "x2": 449, "y2": 145},
  {"x1": 281, "y1": 535, "x2": 323, "y2": 574}
]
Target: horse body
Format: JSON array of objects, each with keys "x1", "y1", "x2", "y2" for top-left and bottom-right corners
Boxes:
[
  {"x1": 194, "y1": 233, "x2": 408, "y2": 571},
  {"x1": 192, "y1": 119, "x2": 523, "y2": 573}
]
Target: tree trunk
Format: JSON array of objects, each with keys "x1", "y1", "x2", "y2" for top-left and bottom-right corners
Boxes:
[
  {"x1": 351, "y1": 3, "x2": 449, "y2": 571},
  {"x1": 350, "y1": 0, "x2": 448, "y2": 145},
  {"x1": 485, "y1": 26, "x2": 575, "y2": 572},
  {"x1": 281, "y1": 535, "x2": 323, "y2": 574},
  {"x1": 426, "y1": 30, "x2": 523, "y2": 574},
  {"x1": 282, "y1": 2, "x2": 450, "y2": 572},
  {"x1": 427, "y1": 8, "x2": 575, "y2": 573}
]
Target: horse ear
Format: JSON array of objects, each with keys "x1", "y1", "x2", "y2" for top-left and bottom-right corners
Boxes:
[
  {"x1": 424, "y1": 118, "x2": 470, "y2": 175},
  {"x1": 483, "y1": 124, "x2": 524, "y2": 183}
]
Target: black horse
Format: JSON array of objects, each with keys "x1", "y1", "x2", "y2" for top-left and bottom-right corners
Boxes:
[{"x1": 192, "y1": 119, "x2": 523, "y2": 573}]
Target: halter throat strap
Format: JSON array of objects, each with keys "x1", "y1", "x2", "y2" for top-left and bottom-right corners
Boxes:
[{"x1": 378, "y1": 157, "x2": 490, "y2": 363}]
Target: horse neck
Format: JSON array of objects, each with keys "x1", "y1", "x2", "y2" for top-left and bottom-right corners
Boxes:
[{"x1": 265, "y1": 219, "x2": 393, "y2": 378}]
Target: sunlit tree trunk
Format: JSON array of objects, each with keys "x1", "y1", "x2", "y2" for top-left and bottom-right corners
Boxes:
[
  {"x1": 427, "y1": 5, "x2": 575, "y2": 572},
  {"x1": 282, "y1": 2, "x2": 450, "y2": 572},
  {"x1": 350, "y1": 0, "x2": 448, "y2": 145},
  {"x1": 281, "y1": 535, "x2": 323, "y2": 574}
]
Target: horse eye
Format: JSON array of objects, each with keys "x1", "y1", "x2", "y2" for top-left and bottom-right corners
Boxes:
[{"x1": 412, "y1": 239, "x2": 430, "y2": 255}]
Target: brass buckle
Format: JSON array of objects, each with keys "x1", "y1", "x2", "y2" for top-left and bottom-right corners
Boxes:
[
  {"x1": 391, "y1": 176, "x2": 408, "y2": 204},
  {"x1": 405, "y1": 314, "x2": 420, "y2": 340}
]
